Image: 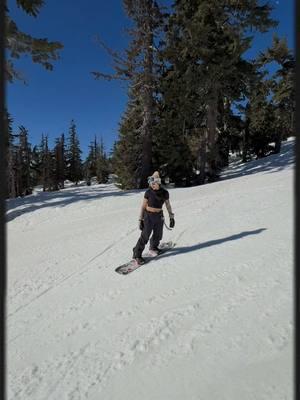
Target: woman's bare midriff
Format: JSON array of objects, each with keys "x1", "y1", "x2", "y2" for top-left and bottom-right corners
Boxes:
[{"x1": 146, "y1": 206, "x2": 162, "y2": 213}]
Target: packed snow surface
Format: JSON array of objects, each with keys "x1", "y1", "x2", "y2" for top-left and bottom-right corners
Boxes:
[{"x1": 7, "y1": 139, "x2": 294, "y2": 400}]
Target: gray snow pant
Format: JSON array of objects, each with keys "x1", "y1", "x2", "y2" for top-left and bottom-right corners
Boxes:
[{"x1": 133, "y1": 211, "x2": 164, "y2": 258}]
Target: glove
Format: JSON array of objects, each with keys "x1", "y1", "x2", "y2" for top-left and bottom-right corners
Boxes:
[
  {"x1": 169, "y1": 217, "x2": 175, "y2": 228},
  {"x1": 139, "y1": 219, "x2": 144, "y2": 231}
]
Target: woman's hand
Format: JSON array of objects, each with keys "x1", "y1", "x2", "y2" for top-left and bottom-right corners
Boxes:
[
  {"x1": 139, "y1": 219, "x2": 144, "y2": 230},
  {"x1": 169, "y1": 217, "x2": 175, "y2": 228},
  {"x1": 169, "y1": 212, "x2": 175, "y2": 228}
]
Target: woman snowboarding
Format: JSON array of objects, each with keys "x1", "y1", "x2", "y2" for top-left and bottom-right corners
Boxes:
[{"x1": 132, "y1": 171, "x2": 175, "y2": 265}]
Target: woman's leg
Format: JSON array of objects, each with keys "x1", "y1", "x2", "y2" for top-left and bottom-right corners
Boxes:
[
  {"x1": 132, "y1": 213, "x2": 153, "y2": 258},
  {"x1": 150, "y1": 213, "x2": 164, "y2": 250}
]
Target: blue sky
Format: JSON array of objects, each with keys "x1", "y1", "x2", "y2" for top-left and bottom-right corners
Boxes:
[{"x1": 7, "y1": 0, "x2": 294, "y2": 158}]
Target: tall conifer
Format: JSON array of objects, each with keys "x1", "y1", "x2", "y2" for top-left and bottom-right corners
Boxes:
[
  {"x1": 93, "y1": 0, "x2": 164, "y2": 188},
  {"x1": 161, "y1": 0, "x2": 277, "y2": 182},
  {"x1": 40, "y1": 134, "x2": 51, "y2": 191},
  {"x1": 259, "y1": 35, "x2": 295, "y2": 152},
  {"x1": 17, "y1": 125, "x2": 32, "y2": 195},
  {"x1": 53, "y1": 133, "x2": 66, "y2": 189},
  {"x1": 5, "y1": 110, "x2": 18, "y2": 197},
  {"x1": 66, "y1": 120, "x2": 82, "y2": 184}
]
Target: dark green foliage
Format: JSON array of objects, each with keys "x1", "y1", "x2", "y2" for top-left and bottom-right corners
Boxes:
[
  {"x1": 152, "y1": 98, "x2": 195, "y2": 186},
  {"x1": 258, "y1": 35, "x2": 295, "y2": 152},
  {"x1": 112, "y1": 93, "x2": 144, "y2": 189},
  {"x1": 5, "y1": 1, "x2": 294, "y2": 197},
  {"x1": 40, "y1": 134, "x2": 52, "y2": 191},
  {"x1": 5, "y1": 1, "x2": 63, "y2": 82},
  {"x1": 17, "y1": 126, "x2": 32, "y2": 195},
  {"x1": 84, "y1": 136, "x2": 109, "y2": 184},
  {"x1": 157, "y1": 0, "x2": 277, "y2": 184},
  {"x1": 53, "y1": 134, "x2": 66, "y2": 189},
  {"x1": 84, "y1": 138, "x2": 97, "y2": 184},
  {"x1": 246, "y1": 79, "x2": 274, "y2": 158},
  {"x1": 5, "y1": 110, "x2": 18, "y2": 198},
  {"x1": 235, "y1": 35, "x2": 295, "y2": 160},
  {"x1": 4, "y1": 1, "x2": 64, "y2": 197},
  {"x1": 96, "y1": 137, "x2": 109, "y2": 184},
  {"x1": 66, "y1": 120, "x2": 83, "y2": 185},
  {"x1": 16, "y1": 0, "x2": 44, "y2": 16},
  {"x1": 93, "y1": 0, "x2": 165, "y2": 188},
  {"x1": 5, "y1": 119, "x2": 34, "y2": 197},
  {"x1": 105, "y1": 0, "x2": 283, "y2": 187},
  {"x1": 30, "y1": 145, "x2": 42, "y2": 188}
]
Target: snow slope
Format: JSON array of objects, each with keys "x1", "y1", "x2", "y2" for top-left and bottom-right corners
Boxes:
[{"x1": 7, "y1": 139, "x2": 294, "y2": 400}]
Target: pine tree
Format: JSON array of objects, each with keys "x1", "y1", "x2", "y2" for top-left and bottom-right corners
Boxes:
[
  {"x1": 66, "y1": 120, "x2": 82, "y2": 184},
  {"x1": 53, "y1": 133, "x2": 66, "y2": 189},
  {"x1": 30, "y1": 145, "x2": 42, "y2": 188},
  {"x1": 96, "y1": 137, "x2": 109, "y2": 184},
  {"x1": 258, "y1": 35, "x2": 295, "y2": 153},
  {"x1": 40, "y1": 134, "x2": 51, "y2": 191},
  {"x1": 236, "y1": 64, "x2": 267, "y2": 162},
  {"x1": 112, "y1": 92, "x2": 144, "y2": 189},
  {"x1": 161, "y1": 0, "x2": 277, "y2": 182},
  {"x1": 84, "y1": 136, "x2": 98, "y2": 184},
  {"x1": 5, "y1": 0, "x2": 63, "y2": 82},
  {"x1": 83, "y1": 136, "x2": 109, "y2": 185},
  {"x1": 93, "y1": 0, "x2": 164, "y2": 188},
  {"x1": 17, "y1": 125, "x2": 32, "y2": 196},
  {"x1": 5, "y1": 110, "x2": 18, "y2": 198},
  {"x1": 247, "y1": 79, "x2": 276, "y2": 158}
]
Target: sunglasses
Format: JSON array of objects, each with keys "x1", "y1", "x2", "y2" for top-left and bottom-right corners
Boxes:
[{"x1": 148, "y1": 176, "x2": 161, "y2": 185}]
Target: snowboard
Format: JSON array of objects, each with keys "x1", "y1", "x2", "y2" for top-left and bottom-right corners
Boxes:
[{"x1": 115, "y1": 241, "x2": 175, "y2": 275}]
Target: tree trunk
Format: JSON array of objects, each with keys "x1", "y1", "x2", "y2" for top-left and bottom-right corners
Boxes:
[
  {"x1": 137, "y1": 15, "x2": 154, "y2": 189},
  {"x1": 139, "y1": 85, "x2": 153, "y2": 188},
  {"x1": 7, "y1": 149, "x2": 16, "y2": 198},
  {"x1": 242, "y1": 120, "x2": 250, "y2": 163},
  {"x1": 197, "y1": 129, "x2": 207, "y2": 185},
  {"x1": 206, "y1": 91, "x2": 218, "y2": 182},
  {"x1": 274, "y1": 130, "x2": 282, "y2": 154}
]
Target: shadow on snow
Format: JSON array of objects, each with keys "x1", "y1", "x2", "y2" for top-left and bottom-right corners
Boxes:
[
  {"x1": 154, "y1": 228, "x2": 267, "y2": 262},
  {"x1": 6, "y1": 184, "x2": 140, "y2": 222},
  {"x1": 220, "y1": 140, "x2": 294, "y2": 181}
]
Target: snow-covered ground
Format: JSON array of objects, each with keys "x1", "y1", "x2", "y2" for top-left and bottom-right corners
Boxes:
[{"x1": 7, "y1": 139, "x2": 294, "y2": 400}]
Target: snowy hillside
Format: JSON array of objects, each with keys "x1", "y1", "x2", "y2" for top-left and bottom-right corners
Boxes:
[{"x1": 7, "y1": 139, "x2": 294, "y2": 400}]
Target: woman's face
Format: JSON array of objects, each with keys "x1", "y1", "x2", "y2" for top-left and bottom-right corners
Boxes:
[{"x1": 151, "y1": 182, "x2": 160, "y2": 190}]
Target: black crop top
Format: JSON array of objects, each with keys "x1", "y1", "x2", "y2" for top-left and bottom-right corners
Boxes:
[{"x1": 144, "y1": 187, "x2": 169, "y2": 208}]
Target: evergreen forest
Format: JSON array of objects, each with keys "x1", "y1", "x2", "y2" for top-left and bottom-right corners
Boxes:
[{"x1": 5, "y1": 0, "x2": 295, "y2": 197}]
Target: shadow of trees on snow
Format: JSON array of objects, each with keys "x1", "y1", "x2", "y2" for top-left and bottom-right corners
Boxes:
[
  {"x1": 6, "y1": 184, "x2": 140, "y2": 222},
  {"x1": 220, "y1": 140, "x2": 294, "y2": 181}
]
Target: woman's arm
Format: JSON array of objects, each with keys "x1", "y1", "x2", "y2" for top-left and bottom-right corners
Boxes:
[
  {"x1": 139, "y1": 198, "x2": 148, "y2": 220},
  {"x1": 165, "y1": 199, "x2": 174, "y2": 218},
  {"x1": 165, "y1": 199, "x2": 175, "y2": 228}
]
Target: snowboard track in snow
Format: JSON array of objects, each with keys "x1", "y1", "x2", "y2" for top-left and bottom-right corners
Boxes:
[{"x1": 7, "y1": 226, "x2": 138, "y2": 320}]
